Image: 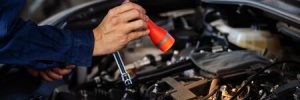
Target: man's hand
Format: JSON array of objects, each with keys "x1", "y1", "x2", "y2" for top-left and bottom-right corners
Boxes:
[
  {"x1": 27, "y1": 65, "x2": 75, "y2": 81},
  {"x1": 93, "y1": 2, "x2": 149, "y2": 56}
]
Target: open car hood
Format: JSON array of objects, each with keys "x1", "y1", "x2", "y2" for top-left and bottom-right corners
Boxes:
[
  {"x1": 203, "y1": 0, "x2": 300, "y2": 42},
  {"x1": 202, "y1": 0, "x2": 300, "y2": 27}
]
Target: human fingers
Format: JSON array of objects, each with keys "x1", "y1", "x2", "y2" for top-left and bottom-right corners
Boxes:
[
  {"x1": 127, "y1": 29, "x2": 149, "y2": 41},
  {"x1": 52, "y1": 67, "x2": 73, "y2": 76},
  {"x1": 118, "y1": 9, "x2": 147, "y2": 22},
  {"x1": 107, "y1": 2, "x2": 145, "y2": 17},
  {"x1": 40, "y1": 71, "x2": 53, "y2": 81},
  {"x1": 123, "y1": 19, "x2": 147, "y2": 33},
  {"x1": 45, "y1": 70, "x2": 63, "y2": 80}
]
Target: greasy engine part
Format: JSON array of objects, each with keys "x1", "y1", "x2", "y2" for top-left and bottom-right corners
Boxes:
[
  {"x1": 229, "y1": 61, "x2": 300, "y2": 100},
  {"x1": 152, "y1": 77, "x2": 210, "y2": 100},
  {"x1": 134, "y1": 58, "x2": 194, "y2": 83},
  {"x1": 112, "y1": 52, "x2": 174, "y2": 81},
  {"x1": 266, "y1": 80, "x2": 300, "y2": 100},
  {"x1": 190, "y1": 51, "x2": 270, "y2": 79},
  {"x1": 133, "y1": 50, "x2": 271, "y2": 100}
]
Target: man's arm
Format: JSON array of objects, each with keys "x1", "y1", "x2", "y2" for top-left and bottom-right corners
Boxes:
[
  {"x1": 0, "y1": 1, "x2": 149, "y2": 70},
  {"x1": 0, "y1": 0, "x2": 93, "y2": 69},
  {"x1": 0, "y1": 19, "x2": 94, "y2": 69}
]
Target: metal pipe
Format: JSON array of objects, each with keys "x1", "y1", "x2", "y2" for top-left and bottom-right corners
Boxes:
[{"x1": 113, "y1": 51, "x2": 133, "y2": 86}]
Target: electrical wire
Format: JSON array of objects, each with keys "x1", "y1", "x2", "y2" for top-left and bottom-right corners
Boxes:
[{"x1": 230, "y1": 61, "x2": 300, "y2": 100}]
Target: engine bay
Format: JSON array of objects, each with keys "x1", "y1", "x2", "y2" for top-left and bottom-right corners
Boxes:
[{"x1": 2, "y1": 0, "x2": 300, "y2": 100}]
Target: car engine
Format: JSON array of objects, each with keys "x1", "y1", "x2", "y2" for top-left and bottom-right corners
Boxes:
[{"x1": 1, "y1": 0, "x2": 300, "y2": 100}]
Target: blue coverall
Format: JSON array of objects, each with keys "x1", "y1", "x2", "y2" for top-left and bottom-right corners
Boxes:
[
  {"x1": 0, "y1": 0, "x2": 94, "y2": 99},
  {"x1": 0, "y1": 0, "x2": 94, "y2": 69}
]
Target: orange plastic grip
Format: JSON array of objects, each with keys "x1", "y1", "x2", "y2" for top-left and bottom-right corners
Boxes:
[{"x1": 147, "y1": 19, "x2": 175, "y2": 52}]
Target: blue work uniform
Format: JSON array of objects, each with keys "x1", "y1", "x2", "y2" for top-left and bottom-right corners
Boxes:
[
  {"x1": 0, "y1": 0, "x2": 94, "y2": 69},
  {"x1": 0, "y1": 0, "x2": 94, "y2": 99}
]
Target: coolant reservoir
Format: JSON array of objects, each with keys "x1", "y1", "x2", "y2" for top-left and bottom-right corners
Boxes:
[
  {"x1": 211, "y1": 20, "x2": 282, "y2": 58},
  {"x1": 226, "y1": 28, "x2": 270, "y2": 52}
]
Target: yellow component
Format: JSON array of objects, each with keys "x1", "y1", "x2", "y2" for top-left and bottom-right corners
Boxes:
[{"x1": 211, "y1": 20, "x2": 283, "y2": 59}]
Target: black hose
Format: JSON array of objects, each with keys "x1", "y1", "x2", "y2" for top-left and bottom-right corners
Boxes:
[
  {"x1": 230, "y1": 61, "x2": 300, "y2": 100},
  {"x1": 135, "y1": 59, "x2": 194, "y2": 82}
]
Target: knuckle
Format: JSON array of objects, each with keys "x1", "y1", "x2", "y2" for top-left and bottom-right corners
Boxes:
[
  {"x1": 63, "y1": 70, "x2": 71, "y2": 75},
  {"x1": 111, "y1": 17, "x2": 120, "y2": 24},
  {"x1": 108, "y1": 9, "x2": 115, "y2": 15},
  {"x1": 126, "y1": 3, "x2": 135, "y2": 8},
  {"x1": 142, "y1": 21, "x2": 147, "y2": 27},
  {"x1": 130, "y1": 33, "x2": 140, "y2": 40},
  {"x1": 132, "y1": 9, "x2": 140, "y2": 17},
  {"x1": 137, "y1": 20, "x2": 145, "y2": 27},
  {"x1": 57, "y1": 71, "x2": 64, "y2": 75},
  {"x1": 138, "y1": 32, "x2": 144, "y2": 37},
  {"x1": 59, "y1": 72, "x2": 66, "y2": 75},
  {"x1": 137, "y1": 32, "x2": 144, "y2": 37},
  {"x1": 134, "y1": 4, "x2": 144, "y2": 13},
  {"x1": 134, "y1": 33, "x2": 140, "y2": 39},
  {"x1": 124, "y1": 24, "x2": 131, "y2": 31},
  {"x1": 141, "y1": 13, "x2": 146, "y2": 20}
]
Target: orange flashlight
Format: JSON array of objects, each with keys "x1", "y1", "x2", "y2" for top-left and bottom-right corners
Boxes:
[
  {"x1": 124, "y1": 0, "x2": 175, "y2": 52},
  {"x1": 147, "y1": 19, "x2": 175, "y2": 53}
]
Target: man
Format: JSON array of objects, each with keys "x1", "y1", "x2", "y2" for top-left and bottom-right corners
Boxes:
[{"x1": 0, "y1": 0, "x2": 149, "y2": 81}]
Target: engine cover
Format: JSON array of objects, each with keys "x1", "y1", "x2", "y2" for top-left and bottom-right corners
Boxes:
[{"x1": 191, "y1": 51, "x2": 270, "y2": 78}]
